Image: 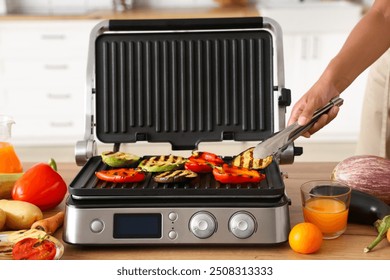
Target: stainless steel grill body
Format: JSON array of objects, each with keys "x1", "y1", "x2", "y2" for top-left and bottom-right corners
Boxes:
[{"x1": 64, "y1": 17, "x2": 293, "y2": 246}]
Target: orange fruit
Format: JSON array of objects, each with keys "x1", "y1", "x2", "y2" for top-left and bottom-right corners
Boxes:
[{"x1": 288, "y1": 222, "x2": 323, "y2": 254}]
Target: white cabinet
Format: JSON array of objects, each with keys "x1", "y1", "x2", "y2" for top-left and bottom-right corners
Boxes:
[
  {"x1": 0, "y1": 20, "x2": 99, "y2": 145},
  {"x1": 259, "y1": 1, "x2": 367, "y2": 143}
]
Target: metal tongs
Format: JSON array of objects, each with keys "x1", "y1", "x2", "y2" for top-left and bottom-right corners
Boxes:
[{"x1": 253, "y1": 97, "x2": 344, "y2": 159}]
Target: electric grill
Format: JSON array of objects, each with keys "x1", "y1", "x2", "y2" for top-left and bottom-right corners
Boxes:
[{"x1": 63, "y1": 17, "x2": 299, "y2": 245}]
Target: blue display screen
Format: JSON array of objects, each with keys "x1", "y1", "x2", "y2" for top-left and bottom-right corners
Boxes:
[{"x1": 113, "y1": 213, "x2": 162, "y2": 239}]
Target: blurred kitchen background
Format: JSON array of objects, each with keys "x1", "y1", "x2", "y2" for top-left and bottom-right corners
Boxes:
[{"x1": 0, "y1": 0, "x2": 374, "y2": 163}]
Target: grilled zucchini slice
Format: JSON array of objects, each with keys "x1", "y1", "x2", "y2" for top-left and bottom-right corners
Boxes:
[
  {"x1": 232, "y1": 147, "x2": 273, "y2": 170},
  {"x1": 154, "y1": 169, "x2": 198, "y2": 183},
  {"x1": 101, "y1": 151, "x2": 140, "y2": 167},
  {"x1": 138, "y1": 155, "x2": 186, "y2": 172}
]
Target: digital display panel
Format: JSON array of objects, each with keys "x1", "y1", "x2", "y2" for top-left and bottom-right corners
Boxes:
[{"x1": 113, "y1": 213, "x2": 162, "y2": 239}]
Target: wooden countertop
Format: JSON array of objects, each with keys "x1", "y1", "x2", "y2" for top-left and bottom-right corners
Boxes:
[
  {"x1": 41, "y1": 161, "x2": 390, "y2": 260},
  {"x1": 0, "y1": 5, "x2": 260, "y2": 21}
]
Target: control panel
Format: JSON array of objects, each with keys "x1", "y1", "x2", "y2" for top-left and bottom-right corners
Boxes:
[{"x1": 64, "y1": 205, "x2": 290, "y2": 245}]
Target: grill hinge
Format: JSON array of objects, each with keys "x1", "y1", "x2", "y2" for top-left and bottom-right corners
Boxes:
[{"x1": 278, "y1": 88, "x2": 291, "y2": 107}]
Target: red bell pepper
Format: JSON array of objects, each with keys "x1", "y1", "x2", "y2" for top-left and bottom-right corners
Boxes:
[
  {"x1": 213, "y1": 164, "x2": 265, "y2": 184},
  {"x1": 95, "y1": 168, "x2": 145, "y2": 183},
  {"x1": 184, "y1": 156, "x2": 213, "y2": 173},
  {"x1": 185, "y1": 151, "x2": 224, "y2": 173},
  {"x1": 12, "y1": 159, "x2": 67, "y2": 211},
  {"x1": 196, "y1": 151, "x2": 224, "y2": 165}
]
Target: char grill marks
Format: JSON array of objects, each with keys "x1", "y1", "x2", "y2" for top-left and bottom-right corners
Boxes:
[
  {"x1": 69, "y1": 156, "x2": 284, "y2": 198},
  {"x1": 232, "y1": 147, "x2": 273, "y2": 169},
  {"x1": 138, "y1": 155, "x2": 187, "y2": 173},
  {"x1": 154, "y1": 170, "x2": 198, "y2": 183},
  {"x1": 141, "y1": 155, "x2": 186, "y2": 167},
  {"x1": 93, "y1": 170, "x2": 266, "y2": 190}
]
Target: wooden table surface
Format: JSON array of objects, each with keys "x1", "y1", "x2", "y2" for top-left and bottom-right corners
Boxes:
[{"x1": 42, "y1": 161, "x2": 390, "y2": 260}]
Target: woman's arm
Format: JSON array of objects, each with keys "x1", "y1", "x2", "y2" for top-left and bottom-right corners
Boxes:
[{"x1": 288, "y1": 0, "x2": 390, "y2": 136}]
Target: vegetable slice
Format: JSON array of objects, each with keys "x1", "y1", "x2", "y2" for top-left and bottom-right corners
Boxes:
[
  {"x1": 154, "y1": 170, "x2": 198, "y2": 183},
  {"x1": 138, "y1": 155, "x2": 186, "y2": 172},
  {"x1": 95, "y1": 168, "x2": 145, "y2": 183},
  {"x1": 193, "y1": 151, "x2": 224, "y2": 165},
  {"x1": 232, "y1": 147, "x2": 273, "y2": 169},
  {"x1": 184, "y1": 151, "x2": 224, "y2": 173},
  {"x1": 12, "y1": 236, "x2": 56, "y2": 260},
  {"x1": 213, "y1": 164, "x2": 265, "y2": 184},
  {"x1": 101, "y1": 151, "x2": 140, "y2": 167}
]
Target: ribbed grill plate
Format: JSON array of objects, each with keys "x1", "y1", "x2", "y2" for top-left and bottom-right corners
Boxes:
[
  {"x1": 69, "y1": 156, "x2": 285, "y2": 199},
  {"x1": 95, "y1": 30, "x2": 274, "y2": 149}
]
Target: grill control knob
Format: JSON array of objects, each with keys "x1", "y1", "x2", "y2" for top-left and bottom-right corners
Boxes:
[
  {"x1": 189, "y1": 212, "x2": 217, "y2": 239},
  {"x1": 229, "y1": 212, "x2": 256, "y2": 239}
]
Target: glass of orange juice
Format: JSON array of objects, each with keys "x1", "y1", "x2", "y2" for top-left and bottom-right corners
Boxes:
[
  {"x1": 301, "y1": 180, "x2": 351, "y2": 239},
  {"x1": 0, "y1": 115, "x2": 23, "y2": 173}
]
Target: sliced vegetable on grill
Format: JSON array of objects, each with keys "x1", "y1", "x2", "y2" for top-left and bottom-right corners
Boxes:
[
  {"x1": 195, "y1": 151, "x2": 224, "y2": 165},
  {"x1": 95, "y1": 168, "x2": 145, "y2": 183},
  {"x1": 232, "y1": 147, "x2": 273, "y2": 170},
  {"x1": 213, "y1": 164, "x2": 265, "y2": 184},
  {"x1": 138, "y1": 155, "x2": 186, "y2": 172},
  {"x1": 185, "y1": 158, "x2": 213, "y2": 173},
  {"x1": 153, "y1": 169, "x2": 198, "y2": 184},
  {"x1": 101, "y1": 151, "x2": 140, "y2": 167},
  {"x1": 184, "y1": 151, "x2": 224, "y2": 173}
]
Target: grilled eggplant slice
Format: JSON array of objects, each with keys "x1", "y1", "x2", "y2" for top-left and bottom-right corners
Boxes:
[
  {"x1": 138, "y1": 155, "x2": 187, "y2": 172},
  {"x1": 154, "y1": 170, "x2": 198, "y2": 183},
  {"x1": 232, "y1": 147, "x2": 273, "y2": 170},
  {"x1": 101, "y1": 151, "x2": 140, "y2": 167}
]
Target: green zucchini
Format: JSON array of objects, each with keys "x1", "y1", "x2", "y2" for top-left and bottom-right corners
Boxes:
[
  {"x1": 138, "y1": 155, "x2": 186, "y2": 172},
  {"x1": 101, "y1": 151, "x2": 140, "y2": 168}
]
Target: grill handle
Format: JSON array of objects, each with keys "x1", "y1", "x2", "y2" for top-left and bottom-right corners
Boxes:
[{"x1": 108, "y1": 17, "x2": 264, "y2": 31}]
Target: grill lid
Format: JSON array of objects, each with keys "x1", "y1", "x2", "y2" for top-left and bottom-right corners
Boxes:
[{"x1": 94, "y1": 17, "x2": 276, "y2": 150}]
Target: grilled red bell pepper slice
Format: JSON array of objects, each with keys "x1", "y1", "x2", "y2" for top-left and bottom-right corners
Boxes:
[
  {"x1": 185, "y1": 157, "x2": 213, "y2": 173},
  {"x1": 196, "y1": 151, "x2": 224, "y2": 165},
  {"x1": 213, "y1": 164, "x2": 265, "y2": 184},
  {"x1": 185, "y1": 151, "x2": 224, "y2": 173},
  {"x1": 95, "y1": 168, "x2": 145, "y2": 183}
]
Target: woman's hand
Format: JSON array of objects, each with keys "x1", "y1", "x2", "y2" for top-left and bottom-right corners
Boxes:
[{"x1": 287, "y1": 79, "x2": 341, "y2": 138}]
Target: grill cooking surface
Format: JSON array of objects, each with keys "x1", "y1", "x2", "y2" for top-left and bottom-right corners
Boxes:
[
  {"x1": 69, "y1": 156, "x2": 285, "y2": 199},
  {"x1": 95, "y1": 29, "x2": 274, "y2": 150}
]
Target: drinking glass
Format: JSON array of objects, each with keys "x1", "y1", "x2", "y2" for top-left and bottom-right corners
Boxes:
[{"x1": 301, "y1": 180, "x2": 351, "y2": 239}]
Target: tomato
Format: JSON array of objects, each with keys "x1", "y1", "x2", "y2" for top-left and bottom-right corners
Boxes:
[
  {"x1": 288, "y1": 222, "x2": 323, "y2": 254},
  {"x1": 12, "y1": 159, "x2": 67, "y2": 211},
  {"x1": 212, "y1": 164, "x2": 265, "y2": 184},
  {"x1": 95, "y1": 168, "x2": 145, "y2": 183},
  {"x1": 12, "y1": 237, "x2": 56, "y2": 260}
]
